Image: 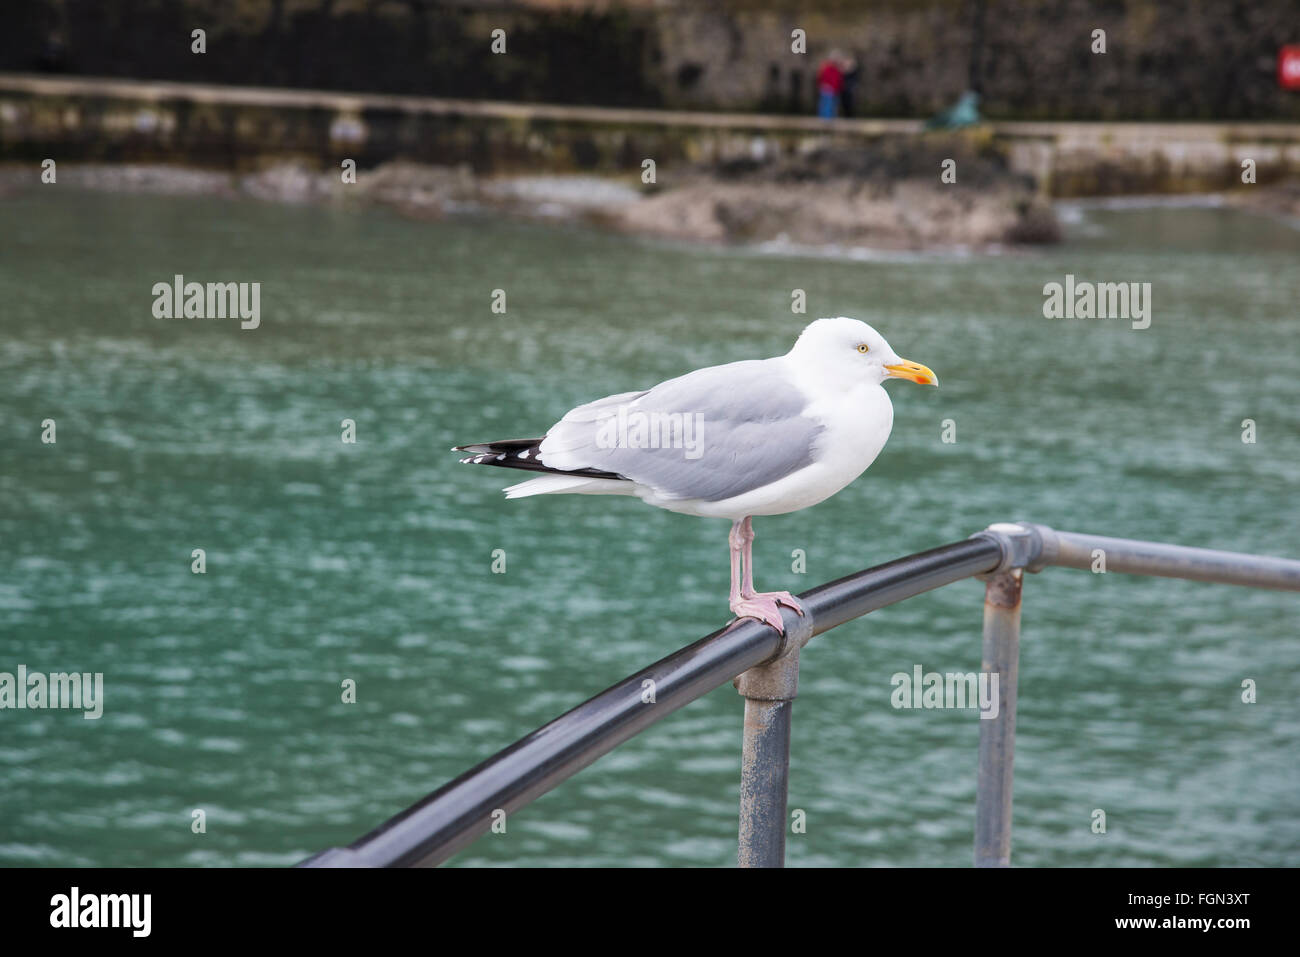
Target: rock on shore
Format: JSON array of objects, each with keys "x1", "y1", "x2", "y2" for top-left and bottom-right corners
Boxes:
[{"x1": 614, "y1": 141, "x2": 1060, "y2": 250}]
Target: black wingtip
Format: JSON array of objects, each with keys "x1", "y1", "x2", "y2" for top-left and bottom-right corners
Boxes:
[{"x1": 451, "y1": 437, "x2": 624, "y2": 481}]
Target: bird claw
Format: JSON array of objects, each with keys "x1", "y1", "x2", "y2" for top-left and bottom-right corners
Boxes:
[
  {"x1": 763, "y1": 591, "x2": 805, "y2": 614},
  {"x1": 730, "y1": 593, "x2": 806, "y2": 634}
]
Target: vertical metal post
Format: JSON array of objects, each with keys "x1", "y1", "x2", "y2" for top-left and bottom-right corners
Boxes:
[
  {"x1": 974, "y1": 569, "x2": 1022, "y2": 867},
  {"x1": 734, "y1": 640, "x2": 802, "y2": 868}
]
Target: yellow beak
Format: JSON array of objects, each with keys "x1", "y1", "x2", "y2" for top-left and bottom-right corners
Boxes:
[{"x1": 884, "y1": 358, "x2": 939, "y2": 386}]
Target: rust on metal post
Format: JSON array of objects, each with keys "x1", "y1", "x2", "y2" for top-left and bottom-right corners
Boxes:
[{"x1": 985, "y1": 567, "x2": 1023, "y2": 610}]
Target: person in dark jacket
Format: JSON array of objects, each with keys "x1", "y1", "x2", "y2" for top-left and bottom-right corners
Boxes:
[{"x1": 840, "y1": 55, "x2": 861, "y2": 117}]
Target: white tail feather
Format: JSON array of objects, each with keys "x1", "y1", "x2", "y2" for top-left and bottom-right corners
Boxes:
[{"x1": 503, "y1": 474, "x2": 633, "y2": 499}]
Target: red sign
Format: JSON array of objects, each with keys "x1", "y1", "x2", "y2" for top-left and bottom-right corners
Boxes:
[{"x1": 1280, "y1": 46, "x2": 1300, "y2": 90}]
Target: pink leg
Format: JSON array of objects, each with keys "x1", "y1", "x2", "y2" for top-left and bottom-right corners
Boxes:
[{"x1": 728, "y1": 516, "x2": 805, "y2": 634}]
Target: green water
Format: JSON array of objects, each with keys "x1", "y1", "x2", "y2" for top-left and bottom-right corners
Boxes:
[{"x1": 1, "y1": 190, "x2": 1298, "y2": 867}]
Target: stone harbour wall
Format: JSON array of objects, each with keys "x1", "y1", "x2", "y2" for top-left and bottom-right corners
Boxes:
[{"x1": 5, "y1": 0, "x2": 1300, "y2": 121}]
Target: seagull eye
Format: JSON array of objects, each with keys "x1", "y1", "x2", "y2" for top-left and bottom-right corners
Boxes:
[{"x1": 857, "y1": 343, "x2": 869, "y2": 354}]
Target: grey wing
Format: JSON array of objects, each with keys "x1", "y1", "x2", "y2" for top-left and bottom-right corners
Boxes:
[{"x1": 538, "y1": 360, "x2": 822, "y2": 502}]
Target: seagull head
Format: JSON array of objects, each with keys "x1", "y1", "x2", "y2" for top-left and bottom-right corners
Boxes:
[{"x1": 789, "y1": 317, "x2": 938, "y2": 388}]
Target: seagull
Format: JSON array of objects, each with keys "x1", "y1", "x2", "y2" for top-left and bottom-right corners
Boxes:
[{"x1": 454, "y1": 317, "x2": 937, "y2": 634}]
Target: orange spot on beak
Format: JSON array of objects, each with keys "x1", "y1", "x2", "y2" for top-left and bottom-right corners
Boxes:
[{"x1": 884, "y1": 358, "x2": 939, "y2": 387}]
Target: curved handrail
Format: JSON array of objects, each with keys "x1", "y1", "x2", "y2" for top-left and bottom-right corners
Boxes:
[{"x1": 300, "y1": 523, "x2": 1300, "y2": 868}]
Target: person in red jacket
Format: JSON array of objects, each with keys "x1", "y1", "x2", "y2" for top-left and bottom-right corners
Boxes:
[{"x1": 816, "y1": 52, "x2": 845, "y2": 118}]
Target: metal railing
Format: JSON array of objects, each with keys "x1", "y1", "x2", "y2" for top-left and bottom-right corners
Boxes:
[{"x1": 299, "y1": 522, "x2": 1300, "y2": 868}]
